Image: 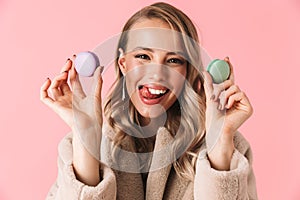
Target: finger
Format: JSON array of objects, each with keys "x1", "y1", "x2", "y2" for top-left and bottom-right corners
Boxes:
[
  {"x1": 60, "y1": 75, "x2": 71, "y2": 95},
  {"x1": 226, "y1": 91, "x2": 251, "y2": 112},
  {"x1": 93, "y1": 66, "x2": 104, "y2": 101},
  {"x1": 69, "y1": 59, "x2": 86, "y2": 99},
  {"x1": 93, "y1": 66, "x2": 104, "y2": 99},
  {"x1": 211, "y1": 79, "x2": 234, "y2": 101},
  {"x1": 93, "y1": 66, "x2": 104, "y2": 122},
  {"x1": 60, "y1": 58, "x2": 72, "y2": 73},
  {"x1": 219, "y1": 85, "x2": 240, "y2": 110},
  {"x1": 40, "y1": 78, "x2": 55, "y2": 107},
  {"x1": 202, "y1": 71, "x2": 214, "y2": 101},
  {"x1": 50, "y1": 72, "x2": 68, "y2": 99},
  {"x1": 59, "y1": 59, "x2": 72, "y2": 95},
  {"x1": 224, "y1": 57, "x2": 235, "y2": 82}
]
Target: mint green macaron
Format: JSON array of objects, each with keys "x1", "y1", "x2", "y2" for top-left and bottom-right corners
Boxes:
[{"x1": 207, "y1": 59, "x2": 230, "y2": 84}]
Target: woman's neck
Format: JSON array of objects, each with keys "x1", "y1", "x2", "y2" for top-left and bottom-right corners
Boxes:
[{"x1": 139, "y1": 114, "x2": 165, "y2": 138}]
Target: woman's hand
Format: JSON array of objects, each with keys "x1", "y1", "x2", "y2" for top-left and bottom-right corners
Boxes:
[
  {"x1": 40, "y1": 56, "x2": 103, "y2": 186},
  {"x1": 40, "y1": 56, "x2": 103, "y2": 131},
  {"x1": 203, "y1": 57, "x2": 253, "y2": 170}
]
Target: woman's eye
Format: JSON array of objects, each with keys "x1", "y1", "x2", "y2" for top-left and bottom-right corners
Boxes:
[
  {"x1": 167, "y1": 58, "x2": 185, "y2": 65},
  {"x1": 135, "y1": 54, "x2": 150, "y2": 60}
]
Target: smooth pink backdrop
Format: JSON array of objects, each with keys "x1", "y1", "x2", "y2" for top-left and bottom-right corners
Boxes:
[{"x1": 1, "y1": 0, "x2": 299, "y2": 199}]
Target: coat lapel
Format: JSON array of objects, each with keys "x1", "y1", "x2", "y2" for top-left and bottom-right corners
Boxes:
[
  {"x1": 103, "y1": 124, "x2": 144, "y2": 200},
  {"x1": 104, "y1": 125, "x2": 175, "y2": 199},
  {"x1": 146, "y1": 127, "x2": 173, "y2": 200}
]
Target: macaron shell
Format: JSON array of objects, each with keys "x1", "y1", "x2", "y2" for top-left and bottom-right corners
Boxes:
[
  {"x1": 74, "y1": 51, "x2": 100, "y2": 77},
  {"x1": 207, "y1": 59, "x2": 230, "y2": 84}
]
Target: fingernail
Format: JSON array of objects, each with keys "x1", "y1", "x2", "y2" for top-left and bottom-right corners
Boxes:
[
  {"x1": 73, "y1": 54, "x2": 76, "y2": 57},
  {"x1": 225, "y1": 56, "x2": 229, "y2": 60},
  {"x1": 210, "y1": 94, "x2": 215, "y2": 101},
  {"x1": 66, "y1": 58, "x2": 70, "y2": 63},
  {"x1": 218, "y1": 104, "x2": 222, "y2": 110},
  {"x1": 225, "y1": 104, "x2": 229, "y2": 109}
]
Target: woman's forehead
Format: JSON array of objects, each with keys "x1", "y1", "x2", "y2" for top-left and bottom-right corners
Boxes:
[{"x1": 125, "y1": 28, "x2": 186, "y2": 54}]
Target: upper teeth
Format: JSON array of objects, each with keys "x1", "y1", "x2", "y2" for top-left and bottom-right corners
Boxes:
[{"x1": 148, "y1": 88, "x2": 167, "y2": 95}]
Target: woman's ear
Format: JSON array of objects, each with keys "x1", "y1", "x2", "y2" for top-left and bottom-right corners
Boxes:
[
  {"x1": 118, "y1": 48, "x2": 126, "y2": 75},
  {"x1": 196, "y1": 75, "x2": 202, "y2": 94}
]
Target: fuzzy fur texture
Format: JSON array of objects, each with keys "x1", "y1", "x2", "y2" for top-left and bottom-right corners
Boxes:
[{"x1": 47, "y1": 125, "x2": 258, "y2": 200}]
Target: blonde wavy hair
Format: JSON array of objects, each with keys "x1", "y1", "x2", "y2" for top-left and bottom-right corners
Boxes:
[{"x1": 104, "y1": 2, "x2": 206, "y2": 181}]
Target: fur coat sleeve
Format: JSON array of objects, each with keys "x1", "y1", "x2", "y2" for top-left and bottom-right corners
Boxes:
[
  {"x1": 46, "y1": 133, "x2": 117, "y2": 200},
  {"x1": 194, "y1": 132, "x2": 258, "y2": 200},
  {"x1": 46, "y1": 130, "x2": 258, "y2": 200}
]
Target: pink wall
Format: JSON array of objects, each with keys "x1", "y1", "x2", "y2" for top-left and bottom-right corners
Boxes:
[{"x1": 0, "y1": 0, "x2": 299, "y2": 199}]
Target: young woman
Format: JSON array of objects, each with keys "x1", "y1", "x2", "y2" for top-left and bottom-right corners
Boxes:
[{"x1": 41, "y1": 2, "x2": 258, "y2": 199}]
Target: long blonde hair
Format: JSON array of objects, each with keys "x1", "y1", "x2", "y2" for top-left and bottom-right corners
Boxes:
[{"x1": 104, "y1": 2, "x2": 206, "y2": 181}]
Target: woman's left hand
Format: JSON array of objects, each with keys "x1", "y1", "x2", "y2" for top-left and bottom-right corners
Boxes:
[{"x1": 202, "y1": 57, "x2": 253, "y2": 170}]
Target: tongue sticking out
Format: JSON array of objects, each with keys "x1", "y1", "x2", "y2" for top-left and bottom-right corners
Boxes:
[{"x1": 140, "y1": 86, "x2": 164, "y2": 99}]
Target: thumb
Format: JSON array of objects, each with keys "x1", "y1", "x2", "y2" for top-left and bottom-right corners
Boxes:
[
  {"x1": 93, "y1": 66, "x2": 104, "y2": 123},
  {"x1": 93, "y1": 66, "x2": 104, "y2": 100}
]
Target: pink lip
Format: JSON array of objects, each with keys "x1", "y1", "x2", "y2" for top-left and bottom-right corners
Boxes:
[{"x1": 142, "y1": 83, "x2": 168, "y2": 90}]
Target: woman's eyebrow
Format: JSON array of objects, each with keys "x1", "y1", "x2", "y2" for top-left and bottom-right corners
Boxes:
[
  {"x1": 131, "y1": 47, "x2": 187, "y2": 58},
  {"x1": 132, "y1": 47, "x2": 154, "y2": 52},
  {"x1": 166, "y1": 51, "x2": 187, "y2": 58}
]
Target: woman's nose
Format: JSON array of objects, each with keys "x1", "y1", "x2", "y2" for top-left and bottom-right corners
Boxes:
[{"x1": 147, "y1": 63, "x2": 167, "y2": 81}]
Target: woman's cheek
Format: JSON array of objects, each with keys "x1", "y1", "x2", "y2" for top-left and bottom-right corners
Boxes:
[
  {"x1": 175, "y1": 79, "x2": 185, "y2": 96},
  {"x1": 173, "y1": 67, "x2": 186, "y2": 93},
  {"x1": 129, "y1": 58, "x2": 144, "y2": 67}
]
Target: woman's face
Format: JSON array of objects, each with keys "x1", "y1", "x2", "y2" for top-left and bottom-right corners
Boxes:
[{"x1": 118, "y1": 18, "x2": 187, "y2": 120}]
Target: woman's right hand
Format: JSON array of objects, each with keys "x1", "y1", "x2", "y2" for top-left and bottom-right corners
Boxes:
[
  {"x1": 40, "y1": 56, "x2": 103, "y2": 186},
  {"x1": 40, "y1": 56, "x2": 103, "y2": 131}
]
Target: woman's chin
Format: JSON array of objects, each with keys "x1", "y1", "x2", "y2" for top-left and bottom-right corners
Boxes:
[{"x1": 137, "y1": 104, "x2": 167, "y2": 119}]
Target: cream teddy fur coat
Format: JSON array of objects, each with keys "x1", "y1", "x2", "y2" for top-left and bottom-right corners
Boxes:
[{"x1": 47, "y1": 124, "x2": 258, "y2": 200}]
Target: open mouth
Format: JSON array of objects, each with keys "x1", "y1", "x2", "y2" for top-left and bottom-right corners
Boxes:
[{"x1": 138, "y1": 84, "x2": 170, "y2": 105}]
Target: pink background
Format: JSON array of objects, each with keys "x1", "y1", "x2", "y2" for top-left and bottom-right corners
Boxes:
[{"x1": 1, "y1": 0, "x2": 299, "y2": 199}]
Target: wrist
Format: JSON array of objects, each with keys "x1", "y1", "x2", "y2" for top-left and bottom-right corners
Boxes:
[
  {"x1": 207, "y1": 137, "x2": 234, "y2": 171},
  {"x1": 72, "y1": 132, "x2": 101, "y2": 186}
]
